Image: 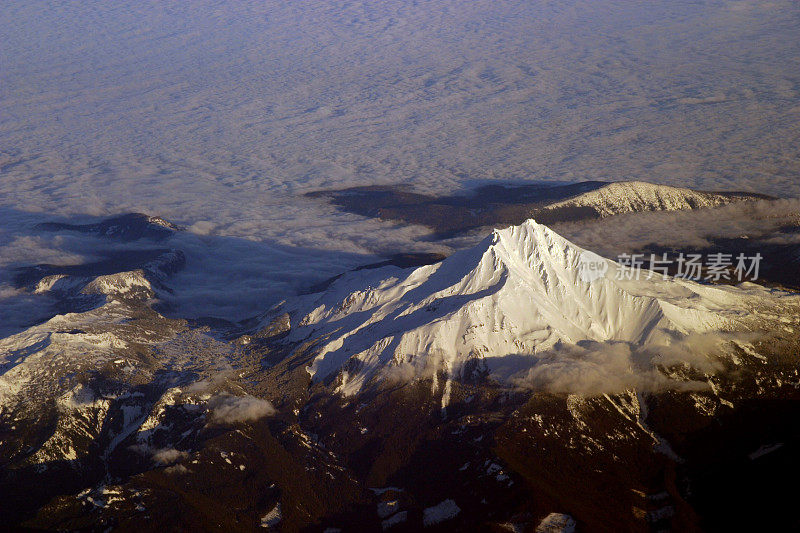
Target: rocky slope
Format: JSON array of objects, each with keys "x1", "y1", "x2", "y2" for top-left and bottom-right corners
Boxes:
[{"x1": 37, "y1": 213, "x2": 181, "y2": 242}]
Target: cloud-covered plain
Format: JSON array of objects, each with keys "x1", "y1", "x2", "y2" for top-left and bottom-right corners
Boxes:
[
  {"x1": 1, "y1": 1, "x2": 799, "y2": 328},
  {"x1": 1, "y1": 1, "x2": 799, "y2": 244}
]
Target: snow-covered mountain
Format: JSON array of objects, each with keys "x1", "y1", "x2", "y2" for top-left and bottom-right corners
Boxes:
[
  {"x1": 3, "y1": 215, "x2": 800, "y2": 531},
  {"x1": 543, "y1": 180, "x2": 757, "y2": 217},
  {"x1": 0, "y1": 248, "x2": 194, "y2": 471},
  {"x1": 284, "y1": 219, "x2": 788, "y2": 400}
]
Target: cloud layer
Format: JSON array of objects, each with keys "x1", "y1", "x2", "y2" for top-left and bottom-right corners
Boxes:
[
  {"x1": 1, "y1": 1, "x2": 799, "y2": 328},
  {"x1": 2, "y1": 1, "x2": 799, "y2": 246},
  {"x1": 504, "y1": 335, "x2": 731, "y2": 395}
]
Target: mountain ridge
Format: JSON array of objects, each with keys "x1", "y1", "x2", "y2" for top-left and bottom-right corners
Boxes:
[
  {"x1": 307, "y1": 180, "x2": 771, "y2": 237},
  {"x1": 543, "y1": 180, "x2": 761, "y2": 217}
]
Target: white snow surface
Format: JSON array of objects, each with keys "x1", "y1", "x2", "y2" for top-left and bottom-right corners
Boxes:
[
  {"x1": 285, "y1": 220, "x2": 790, "y2": 397},
  {"x1": 82, "y1": 271, "x2": 154, "y2": 298},
  {"x1": 0, "y1": 302, "x2": 132, "y2": 403}
]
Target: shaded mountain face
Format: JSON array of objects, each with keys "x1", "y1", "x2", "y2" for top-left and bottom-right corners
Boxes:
[
  {"x1": 2, "y1": 216, "x2": 800, "y2": 532},
  {"x1": 640, "y1": 234, "x2": 800, "y2": 292},
  {"x1": 37, "y1": 213, "x2": 181, "y2": 242},
  {"x1": 307, "y1": 180, "x2": 770, "y2": 237}
]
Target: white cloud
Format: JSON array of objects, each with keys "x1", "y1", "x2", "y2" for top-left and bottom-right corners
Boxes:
[
  {"x1": 207, "y1": 394, "x2": 276, "y2": 424},
  {"x1": 163, "y1": 464, "x2": 189, "y2": 475},
  {"x1": 151, "y1": 448, "x2": 189, "y2": 465},
  {"x1": 504, "y1": 333, "x2": 747, "y2": 395},
  {"x1": 378, "y1": 332, "x2": 748, "y2": 396},
  {"x1": 552, "y1": 198, "x2": 800, "y2": 258}
]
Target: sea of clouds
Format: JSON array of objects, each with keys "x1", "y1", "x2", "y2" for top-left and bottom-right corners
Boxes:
[{"x1": 1, "y1": 0, "x2": 799, "y2": 327}]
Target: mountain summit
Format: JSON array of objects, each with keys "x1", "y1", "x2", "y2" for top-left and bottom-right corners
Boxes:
[
  {"x1": 286, "y1": 220, "x2": 779, "y2": 399},
  {"x1": 542, "y1": 180, "x2": 762, "y2": 217}
]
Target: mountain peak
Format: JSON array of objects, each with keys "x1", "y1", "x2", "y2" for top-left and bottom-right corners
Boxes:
[
  {"x1": 491, "y1": 218, "x2": 577, "y2": 260},
  {"x1": 285, "y1": 220, "x2": 779, "y2": 400}
]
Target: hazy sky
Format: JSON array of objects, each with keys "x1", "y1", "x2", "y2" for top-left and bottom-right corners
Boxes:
[{"x1": 1, "y1": 0, "x2": 799, "y2": 322}]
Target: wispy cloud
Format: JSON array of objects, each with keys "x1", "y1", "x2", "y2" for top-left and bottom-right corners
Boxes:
[
  {"x1": 207, "y1": 394, "x2": 276, "y2": 424},
  {"x1": 504, "y1": 334, "x2": 740, "y2": 395}
]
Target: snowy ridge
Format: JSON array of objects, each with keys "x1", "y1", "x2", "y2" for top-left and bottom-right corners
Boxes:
[
  {"x1": 0, "y1": 298, "x2": 235, "y2": 470},
  {"x1": 82, "y1": 270, "x2": 155, "y2": 299},
  {"x1": 544, "y1": 181, "x2": 754, "y2": 217},
  {"x1": 24, "y1": 249, "x2": 184, "y2": 303},
  {"x1": 31, "y1": 270, "x2": 154, "y2": 300},
  {"x1": 285, "y1": 220, "x2": 786, "y2": 398}
]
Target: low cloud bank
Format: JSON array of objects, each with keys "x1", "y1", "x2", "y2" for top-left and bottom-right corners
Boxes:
[
  {"x1": 381, "y1": 350, "x2": 449, "y2": 384},
  {"x1": 151, "y1": 448, "x2": 189, "y2": 465},
  {"x1": 382, "y1": 332, "x2": 757, "y2": 396},
  {"x1": 502, "y1": 333, "x2": 754, "y2": 395},
  {"x1": 164, "y1": 464, "x2": 189, "y2": 475}
]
